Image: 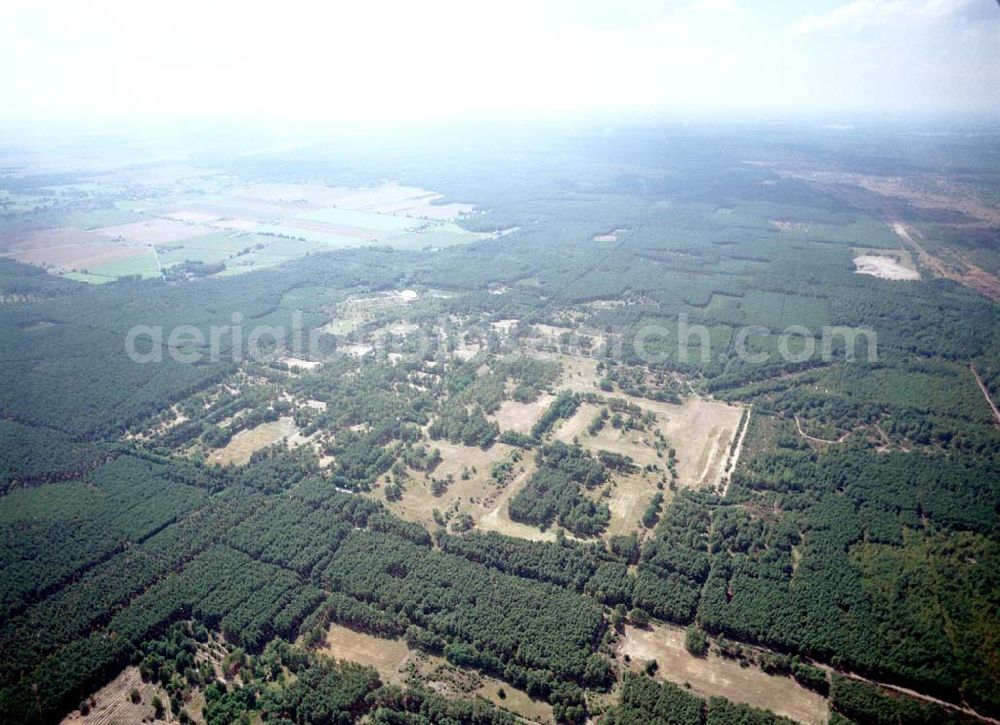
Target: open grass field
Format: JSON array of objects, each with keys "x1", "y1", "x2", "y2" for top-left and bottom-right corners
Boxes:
[
  {"x1": 490, "y1": 393, "x2": 556, "y2": 434},
  {"x1": 476, "y1": 462, "x2": 563, "y2": 542},
  {"x1": 553, "y1": 357, "x2": 745, "y2": 491},
  {"x1": 206, "y1": 416, "x2": 300, "y2": 466},
  {"x1": 618, "y1": 623, "x2": 829, "y2": 725},
  {"x1": 318, "y1": 624, "x2": 552, "y2": 723},
  {"x1": 318, "y1": 624, "x2": 412, "y2": 683},
  {"x1": 376, "y1": 440, "x2": 517, "y2": 531}
]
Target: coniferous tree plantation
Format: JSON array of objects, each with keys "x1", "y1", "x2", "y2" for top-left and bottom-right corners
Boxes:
[{"x1": 2, "y1": 98, "x2": 1000, "y2": 725}]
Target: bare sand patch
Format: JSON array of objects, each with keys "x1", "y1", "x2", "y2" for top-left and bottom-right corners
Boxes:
[
  {"x1": 553, "y1": 402, "x2": 603, "y2": 445},
  {"x1": 619, "y1": 623, "x2": 828, "y2": 725},
  {"x1": 341, "y1": 343, "x2": 374, "y2": 358},
  {"x1": 557, "y1": 389, "x2": 742, "y2": 492},
  {"x1": 490, "y1": 394, "x2": 555, "y2": 435},
  {"x1": 491, "y1": 319, "x2": 520, "y2": 334},
  {"x1": 594, "y1": 228, "x2": 629, "y2": 242},
  {"x1": 207, "y1": 416, "x2": 299, "y2": 466},
  {"x1": 280, "y1": 356, "x2": 322, "y2": 370},
  {"x1": 378, "y1": 441, "x2": 515, "y2": 531},
  {"x1": 853, "y1": 254, "x2": 920, "y2": 281},
  {"x1": 318, "y1": 624, "x2": 551, "y2": 722},
  {"x1": 548, "y1": 356, "x2": 743, "y2": 491},
  {"x1": 553, "y1": 403, "x2": 673, "y2": 535},
  {"x1": 476, "y1": 463, "x2": 562, "y2": 542},
  {"x1": 603, "y1": 474, "x2": 672, "y2": 538},
  {"x1": 771, "y1": 220, "x2": 811, "y2": 232},
  {"x1": 319, "y1": 624, "x2": 412, "y2": 681}
]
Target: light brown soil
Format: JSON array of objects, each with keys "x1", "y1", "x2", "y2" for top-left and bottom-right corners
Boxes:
[
  {"x1": 556, "y1": 372, "x2": 744, "y2": 491},
  {"x1": 619, "y1": 623, "x2": 829, "y2": 725},
  {"x1": 206, "y1": 416, "x2": 299, "y2": 466},
  {"x1": 0, "y1": 228, "x2": 150, "y2": 271},
  {"x1": 853, "y1": 254, "x2": 920, "y2": 281},
  {"x1": 490, "y1": 394, "x2": 556, "y2": 435},
  {"x1": 376, "y1": 440, "x2": 516, "y2": 531},
  {"x1": 318, "y1": 625, "x2": 552, "y2": 722}
]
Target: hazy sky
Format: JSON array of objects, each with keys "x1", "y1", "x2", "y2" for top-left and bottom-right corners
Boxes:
[{"x1": 0, "y1": 0, "x2": 997, "y2": 122}]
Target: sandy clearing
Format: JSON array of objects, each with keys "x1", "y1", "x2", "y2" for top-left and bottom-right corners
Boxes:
[
  {"x1": 619, "y1": 623, "x2": 828, "y2": 725},
  {"x1": 280, "y1": 356, "x2": 322, "y2": 370},
  {"x1": 853, "y1": 254, "x2": 920, "y2": 281},
  {"x1": 490, "y1": 394, "x2": 556, "y2": 435},
  {"x1": 553, "y1": 402, "x2": 602, "y2": 445},
  {"x1": 207, "y1": 416, "x2": 299, "y2": 466},
  {"x1": 603, "y1": 473, "x2": 672, "y2": 538},
  {"x1": 534, "y1": 353, "x2": 744, "y2": 492},
  {"x1": 376, "y1": 440, "x2": 515, "y2": 531},
  {"x1": 317, "y1": 624, "x2": 551, "y2": 723},
  {"x1": 561, "y1": 395, "x2": 742, "y2": 491},
  {"x1": 721, "y1": 407, "x2": 751, "y2": 498},
  {"x1": 319, "y1": 624, "x2": 412, "y2": 682},
  {"x1": 477, "y1": 463, "x2": 563, "y2": 542},
  {"x1": 594, "y1": 228, "x2": 629, "y2": 242}
]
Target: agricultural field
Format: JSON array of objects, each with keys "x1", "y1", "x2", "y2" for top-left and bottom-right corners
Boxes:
[{"x1": 0, "y1": 175, "x2": 486, "y2": 283}]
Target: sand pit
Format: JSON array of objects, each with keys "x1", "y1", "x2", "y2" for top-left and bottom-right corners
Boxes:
[{"x1": 853, "y1": 254, "x2": 920, "y2": 281}]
